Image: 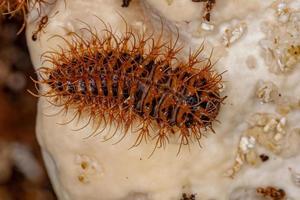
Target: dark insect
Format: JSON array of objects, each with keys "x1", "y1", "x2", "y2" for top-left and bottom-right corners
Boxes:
[
  {"x1": 32, "y1": 15, "x2": 49, "y2": 41},
  {"x1": 32, "y1": 11, "x2": 58, "y2": 41}
]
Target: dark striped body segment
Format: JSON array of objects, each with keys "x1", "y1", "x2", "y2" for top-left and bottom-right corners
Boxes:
[
  {"x1": 39, "y1": 30, "x2": 225, "y2": 151},
  {"x1": 49, "y1": 51, "x2": 221, "y2": 129}
]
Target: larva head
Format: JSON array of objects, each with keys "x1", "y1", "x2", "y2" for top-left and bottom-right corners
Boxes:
[
  {"x1": 183, "y1": 68, "x2": 223, "y2": 127},
  {"x1": 34, "y1": 25, "x2": 225, "y2": 154},
  {"x1": 156, "y1": 63, "x2": 223, "y2": 131}
]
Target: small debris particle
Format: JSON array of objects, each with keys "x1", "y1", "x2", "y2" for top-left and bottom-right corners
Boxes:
[
  {"x1": 259, "y1": 154, "x2": 269, "y2": 162},
  {"x1": 239, "y1": 136, "x2": 256, "y2": 153},
  {"x1": 75, "y1": 154, "x2": 104, "y2": 182},
  {"x1": 181, "y1": 193, "x2": 196, "y2": 200},
  {"x1": 201, "y1": 22, "x2": 214, "y2": 31},
  {"x1": 222, "y1": 22, "x2": 247, "y2": 47},
  {"x1": 78, "y1": 174, "x2": 86, "y2": 183},
  {"x1": 203, "y1": 0, "x2": 216, "y2": 22},
  {"x1": 287, "y1": 45, "x2": 300, "y2": 56},
  {"x1": 256, "y1": 81, "x2": 279, "y2": 103},
  {"x1": 259, "y1": 3, "x2": 300, "y2": 74},
  {"x1": 121, "y1": 0, "x2": 132, "y2": 7},
  {"x1": 256, "y1": 186, "x2": 286, "y2": 200},
  {"x1": 191, "y1": 0, "x2": 216, "y2": 22},
  {"x1": 81, "y1": 161, "x2": 88, "y2": 170}
]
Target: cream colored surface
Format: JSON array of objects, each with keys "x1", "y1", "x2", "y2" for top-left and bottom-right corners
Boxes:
[{"x1": 26, "y1": 0, "x2": 300, "y2": 200}]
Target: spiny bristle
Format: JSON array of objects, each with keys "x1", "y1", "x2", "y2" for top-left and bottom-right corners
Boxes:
[
  {"x1": 0, "y1": 0, "x2": 28, "y2": 19},
  {"x1": 0, "y1": 0, "x2": 57, "y2": 34},
  {"x1": 0, "y1": 0, "x2": 56, "y2": 15},
  {"x1": 33, "y1": 24, "x2": 225, "y2": 155}
]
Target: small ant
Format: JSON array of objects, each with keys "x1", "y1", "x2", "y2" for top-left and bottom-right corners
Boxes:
[
  {"x1": 32, "y1": 11, "x2": 58, "y2": 41},
  {"x1": 32, "y1": 15, "x2": 48, "y2": 41}
]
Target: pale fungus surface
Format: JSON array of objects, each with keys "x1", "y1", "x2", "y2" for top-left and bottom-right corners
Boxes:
[{"x1": 26, "y1": 0, "x2": 300, "y2": 199}]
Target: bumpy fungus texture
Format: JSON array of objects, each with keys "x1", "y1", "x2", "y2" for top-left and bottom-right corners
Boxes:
[{"x1": 32, "y1": 25, "x2": 225, "y2": 154}]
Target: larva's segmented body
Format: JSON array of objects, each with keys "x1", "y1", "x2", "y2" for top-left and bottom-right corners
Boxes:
[{"x1": 35, "y1": 25, "x2": 225, "y2": 154}]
